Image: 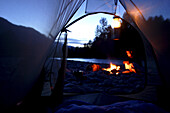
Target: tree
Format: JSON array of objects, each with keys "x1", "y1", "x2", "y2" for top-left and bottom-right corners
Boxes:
[
  {"x1": 100, "y1": 17, "x2": 108, "y2": 32},
  {"x1": 87, "y1": 40, "x2": 92, "y2": 48},
  {"x1": 95, "y1": 17, "x2": 113, "y2": 40},
  {"x1": 106, "y1": 25, "x2": 113, "y2": 39},
  {"x1": 95, "y1": 25, "x2": 101, "y2": 37},
  {"x1": 83, "y1": 40, "x2": 92, "y2": 48},
  {"x1": 84, "y1": 43, "x2": 88, "y2": 48}
]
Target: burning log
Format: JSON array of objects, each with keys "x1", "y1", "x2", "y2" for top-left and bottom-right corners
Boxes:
[
  {"x1": 85, "y1": 57, "x2": 137, "y2": 76},
  {"x1": 102, "y1": 63, "x2": 120, "y2": 75},
  {"x1": 122, "y1": 70, "x2": 132, "y2": 75},
  {"x1": 111, "y1": 69, "x2": 119, "y2": 74},
  {"x1": 102, "y1": 61, "x2": 136, "y2": 75},
  {"x1": 123, "y1": 61, "x2": 136, "y2": 73}
]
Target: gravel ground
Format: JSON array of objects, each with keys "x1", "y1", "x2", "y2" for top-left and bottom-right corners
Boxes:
[{"x1": 64, "y1": 60, "x2": 145, "y2": 95}]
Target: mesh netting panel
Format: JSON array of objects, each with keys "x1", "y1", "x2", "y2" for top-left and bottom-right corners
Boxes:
[
  {"x1": 120, "y1": 0, "x2": 163, "y2": 86},
  {"x1": 86, "y1": 0, "x2": 117, "y2": 14}
]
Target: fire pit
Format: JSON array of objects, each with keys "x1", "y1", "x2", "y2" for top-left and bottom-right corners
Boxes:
[
  {"x1": 64, "y1": 49, "x2": 145, "y2": 94},
  {"x1": 64, "y1": 59, "x2": 145, "y2": 94}
]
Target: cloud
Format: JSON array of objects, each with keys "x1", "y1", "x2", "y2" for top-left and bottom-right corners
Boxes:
[{"x1": 67, "y1": 38, "x2": 88, "y2": 45}]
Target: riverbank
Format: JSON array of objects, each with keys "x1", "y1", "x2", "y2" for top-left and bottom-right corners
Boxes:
[{"x1": 64, "y1": 60, "x2": 145, "y2": 95}]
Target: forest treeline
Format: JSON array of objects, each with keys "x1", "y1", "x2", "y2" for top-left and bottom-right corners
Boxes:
[{"x1": 67, "y1": 13, "x2": 170, "y2": 60}]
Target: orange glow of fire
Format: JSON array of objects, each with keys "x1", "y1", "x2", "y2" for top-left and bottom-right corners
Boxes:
[
  {"x1": 113, "y1": 38, "x2": 119, "y2": 40},
  {"x1": 102, "y1": 63, "x2": 120, "y2": 74},
  {"x1": 126, "y1": 51, "x2": 133, "y2": 58},
  {"x1": 123, "y1": 61, "x2": 136, "y2": 73},
  {"x1": 92, "y1": 64, "x2": 101, "y2": 71},
  {"x1": 93, "y1": 60, "x2": 136, "y2": 75},
  {"x1": 122, "y1": 70, "x2": 131, "y2": 74}
]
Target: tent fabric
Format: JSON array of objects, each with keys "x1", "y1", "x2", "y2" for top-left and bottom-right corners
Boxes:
[
  {"x1": 129, "y1": 0, "x2": 170, "y2": 88},
  {"x1": 0, "y1": 0, "x2": 85, "y2": 108},
  {"x1": 54, "y1": 100, "x2": 168, "y2": 113},
  {"x1": 49, "y1": 0, "x2": 85, "y2": 39},
  {"x1": 0, "y1": 18, "x2": 52, "y2": 108},
  {"x1": 119, "y1": 0, "x2": 162, "y2": 86},
  {"x1": 85, "y1": 0, "x2": 117, "y2": 14},
  {"x1": 119, "y1": 0, "x2": 170, "y2": 87},
  {"x1": 0, "y1": 0, "x2": 85, "y2": 40}
]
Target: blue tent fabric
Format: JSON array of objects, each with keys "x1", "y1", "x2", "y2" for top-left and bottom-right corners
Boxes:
[{"x1": 54, "y1": 100, "x2": 169, "y2": 113}]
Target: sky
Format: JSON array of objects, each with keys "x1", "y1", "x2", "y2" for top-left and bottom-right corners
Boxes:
[
  {"x1": 0, "y1": 0, "x2": 58, "y2": 36},
  {"x1": 66, "y1": 1, "x2": 125, "y2": 47},
  {"x1": 66, "y1": 0, "x2": 170, "y2": 47},
  {"x1": 0, "y1": 0, "x2": 170, "y2": 47}
]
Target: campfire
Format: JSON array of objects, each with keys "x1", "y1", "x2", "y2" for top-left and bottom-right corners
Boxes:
[
  {"x1": 101, "y1": 61, "x2": 136, "y2": 75},
  {"x1": 92, "y1": 51, "x2": 136, "y2": 75},
  {"x1": 65, "y1": 50, "x2": 145, "y2": 94}
]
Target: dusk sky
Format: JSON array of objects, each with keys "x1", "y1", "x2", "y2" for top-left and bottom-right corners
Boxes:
[
  {"x1": 0, "y1": 0, "x2": 170, "y2": 47},
  {"x1": 66, "y1": 0, "x2": 170, "y2": 47},
  {"x1": 66, "y1": 1, "x2": 125, "y2": 47}
]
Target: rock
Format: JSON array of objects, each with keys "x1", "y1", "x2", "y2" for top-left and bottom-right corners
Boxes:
[{"x1": 103, "y1": 79, "x2": 114, "y2": 87}]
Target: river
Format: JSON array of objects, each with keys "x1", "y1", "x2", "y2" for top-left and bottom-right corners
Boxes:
[{"x1": 54, "y1": 57, "x2": 123, "y2": 65}]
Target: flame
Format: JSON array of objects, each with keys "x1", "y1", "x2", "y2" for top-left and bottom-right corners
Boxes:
[
  {"x1": 92, "y1": 64, "x2": 101, "y2": 71},
  {"x1": 126, "y1": 51, "x2": 133, "y2": 58},
  {"x1": 102, "y1": 63, "x2": 120, "y2": 74},
  {"x1": 94, "y1": 60, "x2": 136, "y2": 75},
  {"x1": 123, "y1": 61, "x2": 136, "y2": 73}
]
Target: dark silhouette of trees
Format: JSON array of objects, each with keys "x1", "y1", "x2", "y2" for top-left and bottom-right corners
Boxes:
[
  {"x1": 84, "y1": 40, "x2": 92, "y2": 48},
  {"x1": 68, "y1": 15, "x2": 146, "y2": 61},
  {"x1": 95, "y1": 25, "x2": 101, "y2": 37},
  {"x1": 95, "y1": 17, "x2": 113, "y2": 40},
  {"x1": 68, "y1": 17, "x2": 115, "y2": 58},
  {"x1": 143, "y1": 15, "x2": 170, "y2": 58},
  {"x1": 144, "y1": 15, "x2": 170, "y2": 88}
]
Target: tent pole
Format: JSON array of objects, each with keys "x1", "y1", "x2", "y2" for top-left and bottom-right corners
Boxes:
[
  {"x1": 50, "y1": 30, "x2": 67, "y2": 108},
  {"x1": 65, "y1": 12, "x2": 115, "y2": 29}
]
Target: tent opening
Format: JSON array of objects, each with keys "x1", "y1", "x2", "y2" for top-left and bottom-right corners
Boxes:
[{"x1": 59, "y1": 13, "x2": 147, "y2": 95}]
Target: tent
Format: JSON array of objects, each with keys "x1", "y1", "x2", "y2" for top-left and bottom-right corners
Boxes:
[
  {"x1": 0, "y1": 0, "x2": 85, "y2": 110},
  {"x1": 0, "y1": 0, "x2": 170, "y2": 112}
]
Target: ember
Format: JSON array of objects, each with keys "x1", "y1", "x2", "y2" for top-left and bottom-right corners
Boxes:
[
  {"x1": 126, "y1": 51, "x2": 133, "y2": 58},
  {"x1": 92, "y1": 64, "x2": 101, "y2": 71}
]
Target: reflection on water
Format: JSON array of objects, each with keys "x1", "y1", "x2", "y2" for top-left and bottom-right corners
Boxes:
[{"x1": 54, "y1": 57, "x2": 123, "y2": 65}]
